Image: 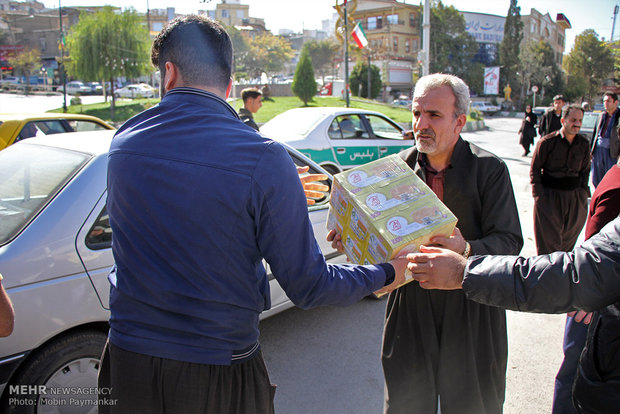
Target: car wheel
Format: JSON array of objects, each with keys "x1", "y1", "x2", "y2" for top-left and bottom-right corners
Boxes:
[{"x1": 5, "y1": 330, "x2": 107, "y2": 414}]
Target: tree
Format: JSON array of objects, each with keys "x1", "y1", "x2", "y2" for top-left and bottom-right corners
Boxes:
[
  {"x1": 227, "y1": 26, "x2": 250, "y2": 79},
  {"x1": 8, "y1": 48, "x2": 41, "y2": 95},
  {"x1": 429, "y1": 1, "x2": 480, "y2": 89},
  {"x1": 305, "y1": 39, "x2": 339, "y2": 83},
  {"x1": 291, "y1": 48, "x2": 317, "y2": 106},
  {"x1": 349, "y1": 60, "x2": 381, "y2": 99},
  {"x1": 241, "y1": 32, "x2": 294, "y2": 80},
  {"x1": 65, "y1": 7, "x2": 151, "y2": 117},
  {"x1": 518, "y1": 40, "x2": 564, "y2": 106},
  {"x1": 564, "y1": 29, "x2": 614, "y2": 103},
  {"x1": 499, "y1": 0, "x2": 523, "y2": 99}
]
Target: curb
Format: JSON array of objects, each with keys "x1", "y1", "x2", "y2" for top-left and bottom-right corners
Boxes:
[{"x1": 464, "y1": 119, "x2": 486, "y2": 132}]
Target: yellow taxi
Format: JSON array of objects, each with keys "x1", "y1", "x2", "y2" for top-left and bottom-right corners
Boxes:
[{"x1": 0, "y1": 113, "x2": 115, "y2": 150}]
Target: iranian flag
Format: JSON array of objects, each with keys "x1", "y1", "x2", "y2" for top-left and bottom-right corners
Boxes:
[{"x1": 352, "y1": 22, "x2": 368, "y2": 49}]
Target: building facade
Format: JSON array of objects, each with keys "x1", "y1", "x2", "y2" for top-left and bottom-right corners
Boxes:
[
  {"x1": 350, "y1": 0, "x2": 421, "y2": 99},
  {"x1": 520, "y1": 9, "x2": 571, "y2": 66}
]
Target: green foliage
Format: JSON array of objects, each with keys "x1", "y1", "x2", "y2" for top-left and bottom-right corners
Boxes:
[
  {"x1": 291, "y1": 49, "x2": 317, "y2": 106},
  {"x1": 349, "y1": 60, "x2": 381, "y2": 99},
  {"x1": 564, "y1": 29, "x2": 614, "y2": 102},
  {"x1": 428, "y1": 1, "x2": 479, "y2": 83},
  {"x1": 8, "y1": 48, "x2": 41, "y2": 95},
  {"x1": 304, "y1": 39, "x2": 339, "y2": 82},
  {"x1": 240, "y1": 32, "x2": 294, "y2": 79},
  {"x1": 227, "y1": 26, "x2": 250, "y2": 76},
  {"x1": 518, "y1": 40, "x2": 564, "y2": 104},
  {"x1": 65, "y1": 7, "x2": 151, "y2": 90},
  {"x1": 500, "y1": 0, "x2": 523, "y2": 96}
]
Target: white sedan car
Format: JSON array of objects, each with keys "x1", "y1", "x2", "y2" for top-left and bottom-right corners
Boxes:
[
  {"x1": 114, "y1": 83, "x2": 156, "y2": 99},
  {"x1": 0, "y1": 130, "x2": 339, "y2": 411},
  {"x1": 261, "y1": 107, "x2": 411, "y2": 175}
]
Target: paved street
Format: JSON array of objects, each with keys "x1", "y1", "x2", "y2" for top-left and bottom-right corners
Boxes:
[{"x1": 261, "y1": 116, "x2": 569, "y2": 414}]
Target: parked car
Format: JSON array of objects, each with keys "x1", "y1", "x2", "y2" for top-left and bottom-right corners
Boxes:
[
  {"x1": 114, "y1": 83, "x2": 156, "y2": 99},
  {"x1": 470, "y1": 101, "x2": 500, "y2": 115},
  {"x1": 0, "y1": 130, "x2": 340, "y2": 410},
  {"x1": 0, "y1": 113, "x2": 114, "y2": 150},
  {"x1": 0, "y1": 76, "x2": 20, "y2": 90},
  {"x1": 260, "y1": 107, "x2": 410, "y2": 175},
  {"x1": 62, "y1": 81, "x2": 92, "y2": 95},
  {"x1": 84, "y1": 81, "x2": 103, "y2": 95},
  {"x1": 580, "y1": 111, "x2": 599, "y2": 142},
  {"x1": 532, "y1": 106, "x2": 548, "y2": 127}
]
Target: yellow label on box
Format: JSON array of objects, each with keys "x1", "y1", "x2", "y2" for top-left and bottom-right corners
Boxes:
[{"x1": 327, "y1": 154, "x2": 458, "y2": 266}]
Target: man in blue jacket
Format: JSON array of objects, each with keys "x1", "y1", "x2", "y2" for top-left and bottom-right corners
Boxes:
[{"x1": 99, "y1": 15, "x2": 408, "y2": 414}]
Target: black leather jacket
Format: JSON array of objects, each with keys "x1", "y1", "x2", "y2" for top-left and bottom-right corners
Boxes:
[{"x1": 463, "y1": 216, "x2": 620, "y2": 413}]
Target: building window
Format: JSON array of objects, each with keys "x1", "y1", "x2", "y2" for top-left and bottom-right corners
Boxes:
[
  {"x1": 377, "y1": 16, "x2": 383, "y2": 29},
  {"x1": 237, "y1": 10, "x2": 244, "y2": 19},
  {"x1": 531, "y1": 22, "x2": 535, "y2": 33},
  {"x1": 393, "y1": 36, "x2": 398, "y2": 53},
  {"x1": 39, "y1": 37, "x2": 47, "y2": 52},
  {"x1": 368, "y1": 16, "x2": 377, "y2": 30},
  {"x1": 413, "y1": 39, "x2": 418, "y2": 50},
  {"x1": 221, "y1": 9, "x2": 229, "y2": 18},
  {"x1": 387, "y1": 14, "x2": 398, "y2": 25},
  {"x1": 405, "y1": 38, "x2": 410, "y2": 53},
  {"x1": 558, "y1": 33, "x2": 564, "y2": 46},
  {"x1": 410, "y1": 13, "x2": 416, "y2": 28}
]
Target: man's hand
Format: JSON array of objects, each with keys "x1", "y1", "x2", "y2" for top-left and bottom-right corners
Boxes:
[
  {"x1": 297, "y1": 166, "x2": 329, "y2": 205},
  {"x1": 567, "y1": 310, "x2": 593, "y2": 325},
  {"x1": 429, "y1": 227, "x2": 467, "y2": 256},
  {"x1": 326, "y1": 229, "x2": 344, "y2": 253},
  {"x1": 406, "y1": 245, "x2": 466, "y2": 290}
]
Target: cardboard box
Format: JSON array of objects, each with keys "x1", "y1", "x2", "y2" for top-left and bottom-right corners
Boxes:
[{"x1": 327, "y1": 154, "x2": 458, "y2": 268}]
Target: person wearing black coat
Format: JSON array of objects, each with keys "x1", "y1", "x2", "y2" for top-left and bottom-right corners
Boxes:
[
  {"x1": 518, "y1": 105, "x2": 537, "y2": 156},
  {"x1": 406, "y1": 215, "x2": 620, "y2": 414}
]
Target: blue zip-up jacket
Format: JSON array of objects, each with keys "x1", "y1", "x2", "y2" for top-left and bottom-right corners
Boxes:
[{"x1": 106, "y1": 87, "x2": 391, "y2": 365}]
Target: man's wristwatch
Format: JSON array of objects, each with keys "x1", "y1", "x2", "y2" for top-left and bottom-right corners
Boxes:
[{"x1": 462, "y1": 242, "x2": 472, "y2": 259}]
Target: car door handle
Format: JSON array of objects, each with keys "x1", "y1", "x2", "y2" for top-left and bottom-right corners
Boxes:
[
  {"x1": 336, "y1": 148, "x2": 346, "y2": 154},
  {"x1": 379, "y1": 147, "x2": 388, "y2": 153}
]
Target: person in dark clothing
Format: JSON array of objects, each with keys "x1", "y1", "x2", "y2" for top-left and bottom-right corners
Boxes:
[
  {"x1": 351, "y1": 73, "x2": 523, "y2": 414},
  {"x1": 530, "y1": 104, "x2": 590, "y2": 255},
  {"x1": 552, "y1": 159, "x2": 620, "y2": 414},
  {"x1": 590, "y1": 92, "x2": 620, "y2": 187},
  {"x1": 406, "y1": 212, "x2": 620, "y2": 414},
  {"x1": 539, "y1": 94, "x2": 566, "y2": 137},
  {"x1": 100, "y1": 15, "x2": 409, "y2": 414},
  {"x1": 519, "y1": 105, "x2": 537, "y2": 156},
  {"x1": 238, "y1": 87, "x2": 262, "y2": 131}
]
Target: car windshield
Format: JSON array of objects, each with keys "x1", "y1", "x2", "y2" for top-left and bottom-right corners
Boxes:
[
  {"x1": 0, "y1": 144, "x2": 90, "y2": 245},
  {"x1": 261, "y1": 110, "x2": 326, "y2": 141}
]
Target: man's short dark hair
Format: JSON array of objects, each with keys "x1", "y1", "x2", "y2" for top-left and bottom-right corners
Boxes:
[
  {"x1": 604, "y1": 91, "x2": 618, "y2": 101},
  {"x1": 241, "y1": 88, "x2": 262, "y2": 103},
  {"x1": 562, "y1": 103, "x2": 584, "y2": 119},
  {"x1": 151, "y1": 15, "x2": 232, "y2": 92},
  {"x1": 553, "y1": 94, "x2": 565, "y2": 102}
]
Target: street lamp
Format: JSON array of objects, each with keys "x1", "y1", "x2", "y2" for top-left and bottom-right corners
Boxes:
[{"x1": 59, "y1": 0, "x2": 67, "y2": 112}]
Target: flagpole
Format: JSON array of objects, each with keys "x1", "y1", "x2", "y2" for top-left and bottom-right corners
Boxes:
[{"x1": 344, "y1": 0, "x2": 349, "y2": 107}]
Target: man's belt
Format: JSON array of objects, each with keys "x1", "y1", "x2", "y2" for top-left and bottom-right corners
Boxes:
[{"x1": 541, "y1": 174, "x2": 581, "y2": 191}]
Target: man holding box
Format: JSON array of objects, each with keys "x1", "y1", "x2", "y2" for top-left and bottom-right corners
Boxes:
[
  {"x1": 101, "y1": 15, "x2": 409, "y2": 413},
  {"x1": 384, "y1": 74, "x2": 523, "y2": 413}
]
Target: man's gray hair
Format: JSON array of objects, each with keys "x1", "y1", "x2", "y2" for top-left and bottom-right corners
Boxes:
[{"x1": 413, "y1": 74, "x2": 471, "y2": 117}]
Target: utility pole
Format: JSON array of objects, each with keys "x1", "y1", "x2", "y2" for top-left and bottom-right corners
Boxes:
[
  {"x1": 59, "y1": 0, "x2": 67, "y2": 112},
  {"x1": 422, "y1": 0, "x2": 430, "y2": 76},
  {"x1": 367, "y1": 49, "x2": 371, "y2": 99},
  {"x1": 612, "y1": 5, "x2": 619, "y2": 42},
  {"x1": 344, "y1": 0, "x2": 350, "y2": 107}
]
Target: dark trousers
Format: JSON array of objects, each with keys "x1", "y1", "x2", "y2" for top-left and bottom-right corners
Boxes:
[
  {"x1": 382, "y1": 282, "x2": 507, "y2": 414},
  {"x1": 98, "y1": 341, "x2": 276, "y2": 414},
  {"x1": 552, "y1": 315, "x2": 588, "y2": 414},
  {"x1": 533, "y1": 188, "x2": 588, "y2": 254}
]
